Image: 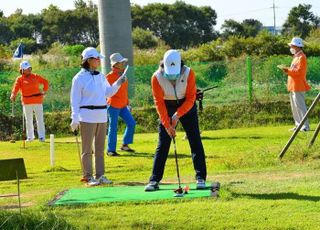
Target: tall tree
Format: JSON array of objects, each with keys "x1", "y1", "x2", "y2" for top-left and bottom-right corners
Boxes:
[
  {"x1": 132, "y1": 1, "x2": 218, "y2": 49},
  {"x1": 221, "y1": 19, "x2": 262, "y2": 38},
  {"x1": 282, "y1": 4, "x2": 320, "y2": 38},
  {"x1": 221, "y1": 19, "x2": 244, "y2": 38}
]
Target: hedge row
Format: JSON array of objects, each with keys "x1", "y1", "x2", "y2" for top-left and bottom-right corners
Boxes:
[{"x1": 1, "y1": 100, "x2": 319, "y2": 141}]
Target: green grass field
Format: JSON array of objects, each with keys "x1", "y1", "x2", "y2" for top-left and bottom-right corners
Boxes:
[{"x1": 1, "y1": 125, "x2": 320, "y2": 229}]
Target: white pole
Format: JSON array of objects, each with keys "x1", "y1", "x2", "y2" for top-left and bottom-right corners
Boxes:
[{"x1": 50, "y1": 134, "x2": 55, "y2": 167}]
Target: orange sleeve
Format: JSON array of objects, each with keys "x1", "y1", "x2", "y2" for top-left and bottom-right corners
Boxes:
[
  {"x1": 176, "y1": 69, "x2": 196, "y2": 117},
  {"x1": 287, "y1": 56, "x2": 306, "y2": 79},
  {"x1": 11, "y1": 76, "x2": 22, "y2": 96},
  {"x1": 37, "y1": 75, "x2": 49, "y2": 92},
  {"x1": 106, "y1": 72, "x2": 117, "y2": 85},
  {"x1": 152, "y1": 76, "x2": 171, "y2": 129}
]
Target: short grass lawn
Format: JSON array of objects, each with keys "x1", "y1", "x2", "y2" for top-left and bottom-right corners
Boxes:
[{"x1": 1, "y1": 125, "x2": 320, "y2": 229}]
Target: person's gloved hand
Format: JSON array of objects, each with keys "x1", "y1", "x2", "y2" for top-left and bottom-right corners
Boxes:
[
  {"x1": 171, "y1": 113, "x2": 179, "y2": 128},
  {"x1": 70, "y1": 121, "x2": 79, "y2": 132},
  {"x1": 116, "y1": 75, "x2": 127, "y2": 86},
  {"x1": 10, "y1": 94, "x2": 16, "y2": 102},
  {"x1": 196, "y1": 89, "x2": 203, "y2": 101},
  {"x1": 116, "y1": 65, "x2": 129, "y2": 86},
  {"x1": 166, "y1": 126, "x2": 176, "y2": 137}
]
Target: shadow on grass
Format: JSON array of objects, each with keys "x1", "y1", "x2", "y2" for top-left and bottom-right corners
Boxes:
[
  {"x1": 201, "y1": 136, "x2": 263, "y2": 140},
  {"x1": 123, "y1": 152, "x2": 192, "y2": 159},
  {"x1": 234, "y1": 192, "x2": 320, "y2": 201}
]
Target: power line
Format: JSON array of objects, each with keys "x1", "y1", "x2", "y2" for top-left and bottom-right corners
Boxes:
[{"x1": 219, "y1": 7, "x2": 271, "y2": 18}]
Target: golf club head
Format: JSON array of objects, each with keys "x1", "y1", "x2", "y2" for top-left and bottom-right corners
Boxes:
[
  {"x1": 80, "y1": 177, "x2": 88, "y2": 183},
  {"x1": 174, "y1": 187, "x2": 183, "y2": 194}
]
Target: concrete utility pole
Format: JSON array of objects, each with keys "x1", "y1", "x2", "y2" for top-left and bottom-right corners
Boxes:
[
  {"x1": 98, "y1": 0, "x2": 133, "y2": 74},
  {"x1": 272, "y1": 0, "x2": 276, "y2": 35}
]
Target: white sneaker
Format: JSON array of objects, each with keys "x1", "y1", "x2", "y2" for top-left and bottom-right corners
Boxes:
[
  {"x1": 144, "y1": 181, "x2": 159, "y2": 191},
  {"x1": 87, "y1": 176, "x2": 100, "y2": 186},
  {"x1": 196, "y1": 179, "x2": 206, "y2": 189},
  {"x1": 97, "y1": 175, "x2": 113, "y2": 184},
  {"x1": 26, "y1": 138, "x2": 34, "y2": 142}
]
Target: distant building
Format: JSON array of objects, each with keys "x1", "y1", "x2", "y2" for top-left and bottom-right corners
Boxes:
[{"x1": 262, "y1": 26, "x2": 282, "y2": 35}]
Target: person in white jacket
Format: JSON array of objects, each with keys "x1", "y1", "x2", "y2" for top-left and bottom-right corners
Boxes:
[{"x1": 70, "y1": 47, "x2": 126, "y2": 186}]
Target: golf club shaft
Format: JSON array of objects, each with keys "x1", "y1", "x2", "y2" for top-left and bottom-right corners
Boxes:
[
  {"x1": 202, "y1": 85, "x2": 218, "y2": 93},
  {"x1": 22, "y1": 108, "x2": 26, "y2": 148},
  {"x1": 11, "y1": 101, "x2": 14, "y2": 117},
  {"x1": 172, "y1": 136, "x2": 181, "y2": 189},
  {"x1": 74, "y1": 130, "x2": 84, "y2": 172}
]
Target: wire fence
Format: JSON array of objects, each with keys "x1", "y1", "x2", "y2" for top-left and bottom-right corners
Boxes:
[{"x1": 1, "y1": 56, "x2": 320, "y2": 117}]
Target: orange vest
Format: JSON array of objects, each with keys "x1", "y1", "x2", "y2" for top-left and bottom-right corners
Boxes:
[
  {"x1": 106, "y1": 69, "x2": 129, "y2": 109},
  {"x1": 152, "y1": 67, "x2": 196, "y2": 129},
  {"x1": 287, "y1": 51, "x2": 311, "y2": 92},
  {"x1": 11, "y1": 73, "x2": 49, "y2": 104}
]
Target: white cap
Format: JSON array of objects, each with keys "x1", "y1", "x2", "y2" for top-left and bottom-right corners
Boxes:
[
  {"x1": 110, "y1": 53, "x2": 128, "y2": 66},
  {"x1": 288, "y1": 37, "x2": 304, "y2": 47},
  {"x1": 81, "y1": 47, "x2": 104, "y2": 62},
  {"x1": 20, "y1": 61, "x2": 32, "y2": 70},
  {"x1": 163, "y1": 49, "x2": 181, "y2": 75}
]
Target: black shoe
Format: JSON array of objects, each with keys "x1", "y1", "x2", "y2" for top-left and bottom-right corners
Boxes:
[
  {"x1": 107, "y1": 151, "x2": 120, "y2": 156},
  {"x1": 120, "y1": 145, "x2": 135, "y2": 152}
]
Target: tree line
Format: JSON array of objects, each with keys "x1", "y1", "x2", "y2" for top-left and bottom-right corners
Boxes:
[{"x1": 0, "y1": 0, "x2": 319, "y2": 55}]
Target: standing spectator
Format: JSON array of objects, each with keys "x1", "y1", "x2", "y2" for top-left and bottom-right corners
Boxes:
[
  {"x1": 70, "y1": 47, "x2": 126, "y2": 186},
  {"x1": 106, "y1": 53, "x2": 136, "y2": 156},
  {"x1": 145, "y1": 49, "x2": 207, "y2": 191},
  {"x1": 10, "y1": 61, "x2": 48, "y2": 142},
  {"x1": 280, "y1": 37, "x2": 311, "y2": 131}
]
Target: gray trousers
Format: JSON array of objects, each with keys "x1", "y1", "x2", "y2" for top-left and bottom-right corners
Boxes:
[
  {"x1": 289, "y1": 92, "x2": 309, "y2": 129},
  {"x1": 80, "y1": 122, "x2": 106, "y2": 179}
]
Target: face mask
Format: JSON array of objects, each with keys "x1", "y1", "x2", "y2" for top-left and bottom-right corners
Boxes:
[
  {"x1": 163, "y1": 73, "x2": 180, "y2": 81},
  {"x1": 290, "y1": 48, "x2": 296, "y2": 55}
]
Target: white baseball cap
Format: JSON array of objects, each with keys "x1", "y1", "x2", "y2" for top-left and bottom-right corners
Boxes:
[
  {"x1": 288, "y1": 37, "x2": 304, "y2": 47},
  {"x1": 110, "y1": 53, "x2": 128, "y2": 66},
  {"x1": 163, "y1": 49, "x2": 181, "y2": 75},
  {"x1": 20, "y1": 61, "x2": 32, "y2": 70},
  {"x1": 81, "y1": 47, "x2": 104, "y2": 62}
]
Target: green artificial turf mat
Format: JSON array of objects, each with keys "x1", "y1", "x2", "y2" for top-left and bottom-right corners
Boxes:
[{"x1": 53, "y1": 183, "x2": 213, "y2": 205}]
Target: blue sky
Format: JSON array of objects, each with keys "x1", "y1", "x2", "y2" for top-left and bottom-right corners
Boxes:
[{"x1": 1, "y1": 0, "x2": 320, "y2": 30}]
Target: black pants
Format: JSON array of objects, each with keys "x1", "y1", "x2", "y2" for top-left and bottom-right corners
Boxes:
[{"x1": 149, "y1": 103, "x2": 207, "y2": 182}]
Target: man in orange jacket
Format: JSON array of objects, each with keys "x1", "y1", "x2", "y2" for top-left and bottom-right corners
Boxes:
[
  {"x1": 10, "y1": 61, "x2": 49, "y2": 141},
  {"x1": 280, "y1": 37, "x2": 311, "y2": 132},
  {"x1": 106, "y1": 53, "x2": 136, "y2": 156}
]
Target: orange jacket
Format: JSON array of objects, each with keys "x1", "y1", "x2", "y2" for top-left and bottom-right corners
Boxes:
[
  {"x1": 152, "y1": 68, "x2": 196, "y2": 129},
  {"x1": 106, "y1": 68, "x2": 129, "y2": 109},
  {"x1": 11, "y1": 73, "x2": 49, "y2": 105},
  {"x1": 287, "y1": 51, "x2": 311, "y2": 92}
]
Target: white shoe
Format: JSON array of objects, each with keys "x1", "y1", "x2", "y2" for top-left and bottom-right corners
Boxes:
[
  {"x1": 144, "y1": 181, "x2": 159, "y2": 191},
  {"x1": 26, "y1": 138, "x2": 34, "y2": 142},
  {"x1": 87, "y1": 176, "x2": 100, "y2": 186},
  {"x1": 196, "y1": 179, "x2": 206, "y2": 189},
  {"x1": 97, "y1": 175, "x2": 113, "y2": 184}
]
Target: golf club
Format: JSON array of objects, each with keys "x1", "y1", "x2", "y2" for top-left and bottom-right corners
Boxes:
[
  {"x1": 172, "y1": 136, "x2": 184, "y2": 197},
  {"x1": 22, "y1": 108, "x2": 26, "y2": 148},
  {"x1": 10, "y1": 101, "x2": 16, "y2": 143},
  {"x1": 74, "y1": 130, "x2": 85, "y2": 182}
]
